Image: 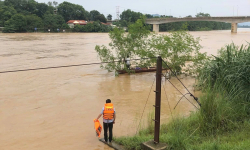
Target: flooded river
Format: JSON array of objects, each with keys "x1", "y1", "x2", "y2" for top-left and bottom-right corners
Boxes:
[{"x1": 0, "y1": 29, "x2": 250, "y2": 150}]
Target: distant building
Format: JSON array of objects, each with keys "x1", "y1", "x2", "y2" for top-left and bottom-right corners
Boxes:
[
  {"x1": 66, "y1": 20, "x2": 87, "y2": 28},
  {"x1": 67, "y1": 20, "x2": 113, "y2": 28}
]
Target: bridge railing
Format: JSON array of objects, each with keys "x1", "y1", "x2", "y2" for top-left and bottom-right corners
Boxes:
[{"x1": 146, "y1": 16, "x2": 250, "y2": 20}]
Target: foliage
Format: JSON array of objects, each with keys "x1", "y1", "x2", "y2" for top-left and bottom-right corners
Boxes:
[
  {"x1": 159, "y1": 21, "x2": 231, "y2": 32},
  {"x1": 61, "y1": 23, "x2": 70, "y2": 29},
  {"x1": 73, "y1": 22, "x2": 112, "y2": 32},
  {"x1": 0, "y1": 1, "x2": 232, "y2": 33},
  {"x1": 95, "y1": 17, "x2": 151, "y2": 75},
  {"x1": 198, "y1": 43, "x2": 250, "y2": 103},
  {"x1": 96, "y1": 14, "x2": 107, "y2": 23},
  {"x1": 196, "y1": 12, "x2": 211, "y2": 17},
  {"x1": 43, "y1": 14, "x2": 64, "y2": 31},
  {"x1": 57, "y1": 1, "x2": 88, "y2": 22},
  {"x1": 35, "y1": 3, "x2": 52, "y2": 18},
  {"x1": 95, "y1": 17, "x2": 207, "y2": 75},
  {"x1": 26, "y1": 14, "x2": 43, "y2": 31},
  {"x1": 4, "y1": 0, "x2": 37, "y2": 14},
  {"x1": 3, "y1": 14, "x2": 27, "y2": 32},
  {"x1": 2, "y1": 20, "x2": 15, "y2": 32},
  {"x1": 107, "y1": 14, "x2": 112, "y2": 20},
  {"x1": 0, "y1": 5, "x2": 17, "y2": 26},
  {"x1": 147, "y1": 31, "x2": 206, "y2": 74},
  {"x1": 90, "y1": 10, "x2": 100, "y2": 21},
  {"x1": 120, "y1": 9, "x2": 143, "y2": 27},
  {"x1": 90, "y1": 10, "x2": 107, "y2": 22},
  {"x1": 0, "y1": 0, "x2": 116, "y2": 33}
]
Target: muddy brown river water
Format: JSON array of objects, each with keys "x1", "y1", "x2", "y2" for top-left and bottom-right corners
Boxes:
[{"x1": 0, "y1": 29, "x2": 250, "y2": 150}]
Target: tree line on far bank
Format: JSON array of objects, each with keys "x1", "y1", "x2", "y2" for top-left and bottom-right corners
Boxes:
[
  {"x1": 0, "y1": 0, "x2": 231, "y2": 33},
  {"x1": 0, "y1": 0, "x2": 112, "y2": 33}
]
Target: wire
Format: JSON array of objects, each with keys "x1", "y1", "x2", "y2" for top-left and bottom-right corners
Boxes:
[
  {"x1": 174, "y1": 93, "x2": 190, "y2": 109},
  {"x1": 162, "y1": 59, "x2": 201, "y2": 107},
  {"x1": 162, "y1": 60, "x2": 191, "y2": 94},
  {"x1": 167, "y1": 79, "x2": 199, "y2": 109},
  {"x1": 136, "y1": 77, "x2": 155, "y2": 135},
  {"x1": 0, "y1": 62, "x2": 117, "y2": 74},
  {"x1": 162, "y1": 83, "x2": 174, "y2": 120},
  {"x1": 0, "y1": 57, "x2": 157, "y2": 74}
]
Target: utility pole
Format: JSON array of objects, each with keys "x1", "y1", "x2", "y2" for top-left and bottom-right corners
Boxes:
[
  {"x1": 141, "y1": 56, "x2": 167, "y2": 149},
  {"x1": 154, "y1": 56, "x2": 162, "y2": 144}
]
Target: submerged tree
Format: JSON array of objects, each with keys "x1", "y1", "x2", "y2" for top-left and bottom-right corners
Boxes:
[
  {"x1": 95, "y1": 17, "x2": 207, "y2": 76},
  {"x1": 95, "y1": 17, "x2": 150, "y2": 75}
]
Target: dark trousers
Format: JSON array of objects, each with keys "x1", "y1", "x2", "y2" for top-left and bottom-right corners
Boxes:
[{"x1": 103, "y1": 122, "x2": 113, "y2": 142}]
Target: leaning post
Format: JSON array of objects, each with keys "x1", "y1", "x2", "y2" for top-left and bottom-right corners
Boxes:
[{"x1": 154, "y1": 56, "x2": 162, "y2": 143}]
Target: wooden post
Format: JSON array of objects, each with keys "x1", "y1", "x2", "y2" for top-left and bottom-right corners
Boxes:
[{"x1": 154, "y1": 56, "x2": 162, "y2": 144}]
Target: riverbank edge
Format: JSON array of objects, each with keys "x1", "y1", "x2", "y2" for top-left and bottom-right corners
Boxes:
[{"x1": 113, "y1": 89, "x2": 250, "y2": 150}]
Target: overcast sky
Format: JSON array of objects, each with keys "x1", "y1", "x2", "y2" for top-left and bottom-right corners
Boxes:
[
  {"x1": 36, "y1": 0, "x2": 250, "y2": 17},
  {"x1": 36, "y1": 0, "x2": 250, "y2": 24}
]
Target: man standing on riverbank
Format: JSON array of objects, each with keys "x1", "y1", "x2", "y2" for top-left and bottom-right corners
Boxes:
[{"x1": 96, "y1": 99, "x2": 116, "y2": 143}]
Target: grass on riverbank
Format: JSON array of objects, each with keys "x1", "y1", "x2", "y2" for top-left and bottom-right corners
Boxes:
[{"x1": 114, "y1": 43, "x2": 250, "y2": 150}]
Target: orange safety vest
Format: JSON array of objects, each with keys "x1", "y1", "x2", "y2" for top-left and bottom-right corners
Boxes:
[{"x1": 103, "y1": 103, "x2": 114, "y2": 120}]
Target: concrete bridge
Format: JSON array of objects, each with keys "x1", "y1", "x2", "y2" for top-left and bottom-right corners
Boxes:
[{"x1": 145, "y1": 16, "x2": 250, "y2": 33}]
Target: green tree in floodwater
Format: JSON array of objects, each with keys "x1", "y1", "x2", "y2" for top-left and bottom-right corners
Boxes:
[
  {"x1": 95, "y1": 17, "x2": 151, "y2": 75},
  {"x1": 95, "y1": 17, "x2": 207, "y2": 75}
]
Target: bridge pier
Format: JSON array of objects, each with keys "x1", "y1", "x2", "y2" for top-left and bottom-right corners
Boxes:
[
  {"x1": 231, "y1": 23, "x2": 238, "y2": 33},
  {"x1": 153, "y1": 24, "x2": 159, "y2": 33}
]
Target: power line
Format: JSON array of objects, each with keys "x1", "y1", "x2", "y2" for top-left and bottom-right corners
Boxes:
[
  {"x1": 162, "y1": 83, "x2": 174, "y2": 120},
  {"x1": 0, "y1": 57, "x2": 156, "y2": 74},
  {"x1": 174, "y1": 93, "x2": 190, "y2": 109},
  {"x1": 136, "y1": 77, "x2": 155, "y2": 135},
  {"x1": 162, "y1": 59, "x2": 201, "y2": 107},
  {"x1": 167, "y1": 79, "x2": 199, "y2": 109},
  {"x1": 0, "y1": 61, "x2": 117, "y2": 74}
]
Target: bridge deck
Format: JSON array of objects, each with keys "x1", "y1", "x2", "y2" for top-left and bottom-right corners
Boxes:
[{"x1": 146, "y1": 16, "x2": 250, "y2": 24}]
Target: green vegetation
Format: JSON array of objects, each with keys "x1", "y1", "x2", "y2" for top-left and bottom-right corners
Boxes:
[
  {"x1": 0, "y1": 1, "x2": 232, "y2": 33},
  {"x1": 95, "y1": 18, "x2": 206, "y2": 75},
  {"x1": 114, "y1": 43, "x2": 250, "y2": 149},
  {"x1": 107, "y1": 14, "x2": 112, "y2": 21},
  {"x1": 0, "y1": 0, "x2": 111, "y2": 33},
  {"x1": 72, "y1": 21, "x2": 112, "y2": 32}
]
